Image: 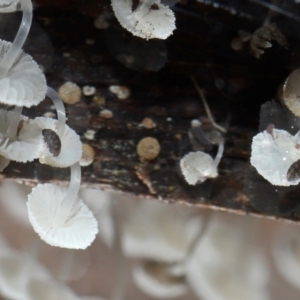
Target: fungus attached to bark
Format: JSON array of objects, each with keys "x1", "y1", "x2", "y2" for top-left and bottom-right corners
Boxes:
[
  {"x1": 283, "y1": 69, "x2": 300, "y2": 117},
  {"x1": 251, "y1": 128, "x2": 300, "y2": 186},
  {"x1": 111, "y1": 0, "x2": 176, "y2": 40},
  {"x1": 180, "y1": 138, "x2": 224, "y2": 185},
  {"x1": 27, "y1": 163, "x2": 98, "y2": 249}
]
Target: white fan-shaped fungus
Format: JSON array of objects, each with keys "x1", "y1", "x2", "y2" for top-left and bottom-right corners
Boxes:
[
  {"x1": 111, "y1": 0, "x2": 176, "y2": 40},
  {"x1": 0, "y1": 0, "x2": 46, "y2": 107},
  {"x1": 133, "y1": 261, "x2": 188, "y2": 298},
  {"x1": 186, "y1": 215, "x2": 270, "y2": 300},
  {"x1": 27, "y1": 163, "x2": 98, "y2": 249},
  {"x1": 34, "y1": 116, "x2": 82, "y2": 168},
  {"x1": 0, "y1": 108, "x2": 43, "y2": 162},
  {"x1": 250, "y1": 128, "x2": 300, "y2": 186},
  {"x1": 180, "y1": 139, "x2": 224, "y2": 185}
]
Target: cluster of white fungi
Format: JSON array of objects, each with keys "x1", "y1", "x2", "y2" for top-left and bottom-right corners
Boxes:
[{"x1": 0, "y1": 0, "x2": 98, "y2": 249}]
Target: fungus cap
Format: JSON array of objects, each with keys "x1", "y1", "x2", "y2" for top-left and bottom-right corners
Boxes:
[
  {"x1": 250, "y1": 129, "x2": 300, "y2": 186},
  {"x1": 34, "y1": 117, "x2": 82, "y2": 168},
  {"x1": 0, "y1": 39, "x2": 46, "y2": 107},
  {"x1": 27, "y1": 183, "x2": 98, "y2": 249},
  {"x1": 0, "y1": 109, "x2": 43, "y2": 163},
  {"x1": 111, "y1": 0, "x2": 176, "y2": 40},
  {"x1": 283, "y1": 69, "x2": 300, "y2": 117},
  {"x1": 180, "y1": 151, "x2": 218, "y2": 185},
  {"x1": 133, "y1": 261, "x2": 188, "y2": 299}
]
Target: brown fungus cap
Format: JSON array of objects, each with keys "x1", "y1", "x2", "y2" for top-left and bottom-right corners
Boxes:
[
  {"x1": 137, "y1": 137, "x2": 160, "y2": 161},
  {"x1": 58, "y1": 82, "x2": 82, "y2": 105},
  {"x1": 283, "y1": 69, "x2": 300, "y2": 117}
]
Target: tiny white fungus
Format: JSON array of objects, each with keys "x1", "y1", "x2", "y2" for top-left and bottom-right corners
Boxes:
[
  {"x1": 84, "y1": 129, "x2": 96, "y2": 140},
  {"x1": 83, "y1": 85, "x2": 96, "y2": 96}
]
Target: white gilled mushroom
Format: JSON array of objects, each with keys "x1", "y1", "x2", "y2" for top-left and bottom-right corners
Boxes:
[
  {"x1": 0, "y1": 0, "x2": 46, "y2": 108},
  {"x1": 0, "y1": 108, "x2": 43, "y2": 162},
  {"x1": 133, "y1": 260, "x2": 188, "y2": 298},
  {"x1": 186, "y1": 215, "x2": 270, "y2": 300},
  {"x1": 250, "y1": 128, "x2": 300, "y2": 186},
  {"x1": 180, "y1": 138, "x2": 224, "y2": 185},
  {"x1": 27, "y1": 162, "x2": 98, "y2": 249},
  {"x1": 121, "y1": 198, "x2": 202, "y2": 263},
  {"x1": 0, "y1": 0, "x2": 18, "y2": 12},
  {"x1": 272, "y1": 227, "x2": 300, "y2": 290},
  {"x1": 111, "y1": 0, "x2": 176, "y2": 40},
  {"x1": 34, "y1": 116, "x2": 82, "y2": 168}
]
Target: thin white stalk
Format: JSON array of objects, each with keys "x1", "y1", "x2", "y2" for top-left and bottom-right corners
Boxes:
[
  {"x1": 46, "y1": 86, "x2": 66, "y2": 136},
  {"x1": 0, "y1": 0, "x2": 33, "y2": 79},
  {"x1": 53, "y1": 162, "x2": 81, "y2": 227},
  {"x1": 212, "y1": 138, "x2": 224, "y2": 169},
  {"x1": 191, "y1": 76, "x2": 227, "y2": 133}
]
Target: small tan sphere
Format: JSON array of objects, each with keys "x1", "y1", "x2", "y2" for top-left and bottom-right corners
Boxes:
[
  {"x1": 137, "y1": 137, "x2": 160, "y2": 161},
  {"x1": 80, "y1": 144, "x2": 95, "y2": 167},
  {"x1": 141, "y1": 118, "x2": 156, "y2": 129},
  {"x1": 58, "y1": 82, "x2": 82, "y2": 105},
  {"x1": 99, "y1": 109, "x2": 113, "y2": 119}
]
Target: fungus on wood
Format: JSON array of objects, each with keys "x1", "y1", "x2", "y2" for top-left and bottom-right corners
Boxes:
[{"x1": 3, "y1": 0, "x2": 300, "y2": 224}]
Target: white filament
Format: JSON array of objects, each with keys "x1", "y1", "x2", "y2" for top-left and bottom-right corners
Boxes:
[
  {"x1": 0, "y1": 0, "x2": 33, "y2": 79},
  {"x1": 46, "y1": 87, "x2": 66, "y2": 136}
]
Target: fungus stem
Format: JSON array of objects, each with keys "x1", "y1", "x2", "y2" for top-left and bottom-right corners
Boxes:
[
  {"x1": 46, "y1": 87, "x2": 66, "y2": 136},
  {"x1": 53, "y1": 162, "x2": 81, "y2": 227},
  {"x1": 4, "y1": 105, "x2": 23, "y2": 140},
  {"x1": 110, "y1": 199, "x2": 128, "y2": 300},
  {"x1": 191, "y1": 76, "x2": 227, "y2": 133},
  {"x1": 0, "y1": 0, "x2": 33, "y2": 79},
  {"x1": 213, "y1": 138, "x2": 224, "y2": 169}
]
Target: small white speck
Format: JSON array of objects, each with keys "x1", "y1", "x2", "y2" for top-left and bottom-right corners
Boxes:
[
  {"x1": 83, "y1": 86, "x2": 96, "y2": 96},
  {"x1": 166, "y1": 117, "x2": 173, "y2": 122}
]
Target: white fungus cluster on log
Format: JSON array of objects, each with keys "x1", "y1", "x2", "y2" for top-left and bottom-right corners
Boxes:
[
  {"x1": 0, "y1": 0, "x2": 98, "y2": 250},
  {"x1": 111, "y1": 0, "x2": 176, "y2": 40}
]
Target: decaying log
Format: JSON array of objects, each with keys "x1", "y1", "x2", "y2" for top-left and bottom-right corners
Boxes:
[{"x1": 3, "y1": 0, "x2": 300, "y2": 223}]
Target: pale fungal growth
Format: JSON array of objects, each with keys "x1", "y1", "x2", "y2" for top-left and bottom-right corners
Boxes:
[
  {"x1": 283, "y1": 69, "x2": 300, "y2": 117},
  {"x1": 99, "y1": 109, "x2": 113, "y2": 119},
  {"x1": 109, "y1": 85, "x2": 131, "y2": 100},
  {"x1": 250, "y1": 128, "x2": 300, "y2": 186},
  {"x1": 133, "y1": 261, "x2": 188, "y2": 299},
  {"x1": 186, "y1": 215, "x2": 270, "y2": 300},
  {"x1": 111, "y1": 0, "x2": 176, "y2": 40},
  {"x1": 27, "y1": 162, "x2": 98, "y2": 249},
  {"x1": 0, "y1": 0, "x2": 46, "y2": 107},
  {"x1": 141, "y1": 117, "x2": 156, "y2": 129},
  {"x1": 82, "y1": 85, "x2": 96, "y2": 96},
  {"x1": 272, "y1": 228, "x2": 300, "y2": 290},
  {"x1": 0, "y1": 0, "x2": 18, "y2": 12},
  {"x1": 84, "y1": 129, "x2": 96, "y2": 140},
  {"x1": 34, "y1": 117, "x2": 82, "y2": 168},
  {"x1": 80, "y1": 144, "x2": 95, "y2": 167},
  {"x1": 137, "y1": 137, "x2": 161, "y2": 161},
  {"x1": 0, "y1": 109, "x2": 43, "y2": 163},
  {"x1": 58, "y1": 82, "x2": 82, "y2": 105},
  {"x1": 180, "y1": 138, "x2": 224, "y2": 185}
]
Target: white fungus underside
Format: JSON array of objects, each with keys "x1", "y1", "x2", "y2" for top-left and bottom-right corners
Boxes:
[
  {"x1": 133, "y1": 263, "x2": 188, "y2": 299},
  {"x1": 34, "y1": 117, "x2": 82, "y2": 168},
  {"x1": 0, "y1": 109, "x2": 43, "y2": 162},
  {"x1": 27, "y1": 183, "x2": 98, "y2": 249},
  {"x1": 0, "y1": 40, "x2": 47, "y2": 107},
  {"x1": 180, "y1": 151, "x2": 218, "y2": 185},
  {"x1": 186, "y1": 218, "x2": 270, "y2": 300},
  {"x1": 251, "y1": 129, "x2": 300, "y2": 186},
  {"x1": 111, "y1": 0, "x2": 176, "y2": 40},
  {"x1": 122, "y1": 199, "x2": 201, "y2": 262}
]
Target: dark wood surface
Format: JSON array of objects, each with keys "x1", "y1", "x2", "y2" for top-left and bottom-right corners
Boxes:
[{"x1": 3, "y1": 0, "x2": 300, "y2": 223}]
